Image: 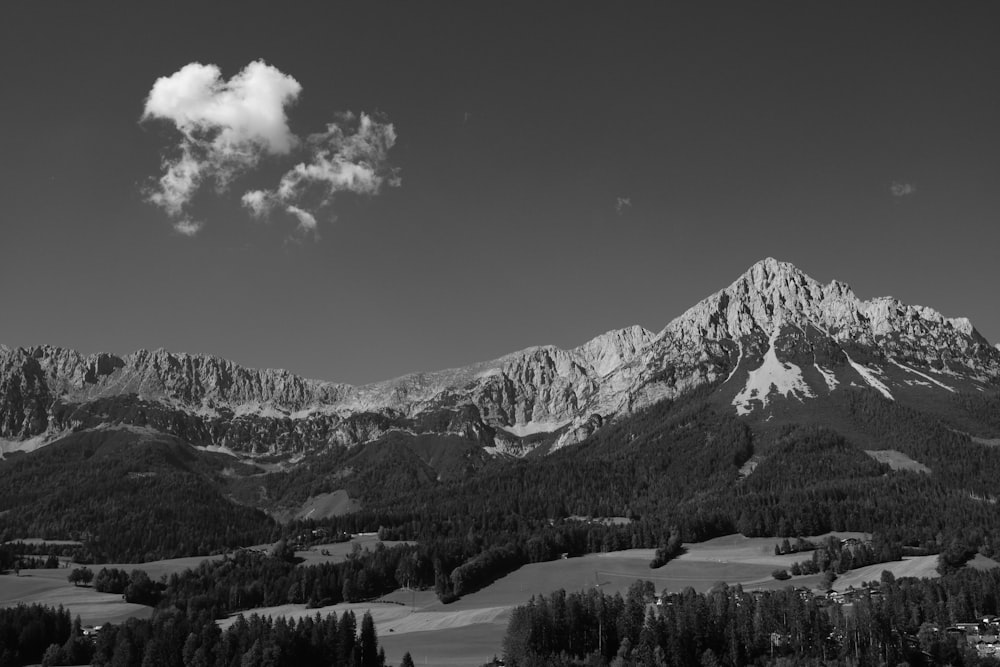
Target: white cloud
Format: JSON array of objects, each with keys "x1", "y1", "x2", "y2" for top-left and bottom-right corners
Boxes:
[
  {"x1": 241, "y1": 189, "x2": 271, "y2": 218},
  {"x1": 270, "y1": 113, "x2": 399, "y2": 206},
  {"x1": 173, "y1": 219, "x2": 204, "y2": 236},
  {"x1": 615, "y1": 196, "x2": 632, "y2": 214},
  {"x1": 142, "y1": 61, "x2": 302, "y2": 228},
  {"x1": 143, "y1": 61, "x2": 300, "y2": 156},
  {"x1": 890, "y1": 182, "x2": 916, "y2": 197},
  {"x1": 142, "y1": 60, "x2": 397, "y2": 238},
  {"x1": 286, "y1": 205, "x2": 318, "y2": 233},
  {"x1": 238, "y1": 112, "x2": 399, "y2": 233},
  {"x1": 148, "y1": 148, "x2": 202, "y2": 217}
]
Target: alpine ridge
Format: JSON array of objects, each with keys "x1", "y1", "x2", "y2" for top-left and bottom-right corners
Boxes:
[{"x1": 2, "y1": 258, "x2": 998, "y2": 460}]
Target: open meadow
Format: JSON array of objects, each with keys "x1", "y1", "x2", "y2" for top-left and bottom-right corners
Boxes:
[
  {"x1": 220, "y1": 532, "x2": 883, "y2": 666},
  {"x1": 6, "y1": 531, "x2": 995, "y2": 666},
  {"x1": 0, "y1": 567, "x2": 153, "y2": 626}
]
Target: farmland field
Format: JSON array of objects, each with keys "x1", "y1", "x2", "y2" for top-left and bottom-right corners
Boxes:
[
  {"x1": 222, "y1": 533, "x2": 879, "y2": 666},
  {"x1": 7, "y1": 532, "x2": 990, "y2": 667},
  {"x1": 0, "y1": 568, "x2": 153, "y2": 626}
]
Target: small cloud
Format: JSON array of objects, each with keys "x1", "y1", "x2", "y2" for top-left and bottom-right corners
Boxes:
[
  {"x1": 173, "y1": 219, "x2": 204, "y2": 237},
  {"x1": 141, "y1": 61, "x2": 398, "y2": 238},
  {"x1": 615, "y1": 196, "x2": 632, "y2": 214},
  {"x1": 274, "y1": 113, "x2": 399, "y2": 203},
  {"x1": 286, "y1": 205, "x2": 318, "y2": 233},
  {"x1": 890, "y1": 182, "x2": 916, "y2": 197}
]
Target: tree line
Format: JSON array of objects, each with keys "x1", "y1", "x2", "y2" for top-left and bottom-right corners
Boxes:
[{"x1": 0, "y1": 602, "x2": 393, "y2": 667}]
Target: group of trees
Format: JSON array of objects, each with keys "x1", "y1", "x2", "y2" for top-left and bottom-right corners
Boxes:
[
  {"x1": 781, "y1": 536, "x2": 902, "y2": 579},
  {"x1": 92, "y1": 567, "x2": 162, "y2": 605},
  {"x1": 85, "y1": 609, "x2": 388, "y2": 667},
  {"x1": 153, "y1": 545, "x2": 421, "y2": 619},
  {"x1": 503, "y1": 567, "x2": 1000, "y2": 666},
  {"x1": 0, "y1": 541, "x2": 76, "y2": 572},
  {"x1": 0, "y1": 604, "x2": 92, "y2": 667},
  {"x1": 67, "y1": 566, "x2": 93, "y2": 586},
  {"x1": 0, "y1": 602, "x2": 394, "y2": 667}
]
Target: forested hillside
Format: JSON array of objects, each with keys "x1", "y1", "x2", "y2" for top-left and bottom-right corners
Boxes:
[{"x1": 5, "y1": 381, "x2": 1000, "y2": 606}]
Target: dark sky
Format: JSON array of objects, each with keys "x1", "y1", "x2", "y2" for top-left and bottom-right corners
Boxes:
[{"x1": 2, "y1": 2, "x2": 998, "y2": 385}]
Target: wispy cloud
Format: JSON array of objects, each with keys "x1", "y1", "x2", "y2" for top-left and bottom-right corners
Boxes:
[
  {"x1": 141, "y1": 61, "x2": 398, "y2": 238},
  {"x1": 286, "y1": 205, "x2": 318, "y2": 233},
  {"x1": 615, "y1": 196, "x2": 632, "y2": 214},
  {"x1": 890, "y1": 182, "x2": 916, "y2": 197},
  {"x1": 244, "y1": 112, "x2": 399, "y2": 236}
]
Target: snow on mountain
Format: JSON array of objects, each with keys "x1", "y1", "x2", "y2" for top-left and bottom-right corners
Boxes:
[
  {"x1": 733, "y1": 330, "x2": 814, "y2": 415},
  {"x1": 656, "y1": 258, "x2": 997, "y2": 415},
  {"x1": 842, "y1": 351, "x2": 894, "y2": 401}
]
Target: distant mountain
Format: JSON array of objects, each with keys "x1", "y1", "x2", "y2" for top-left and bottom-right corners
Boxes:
[{"x1": 2, "y1": 258, "x2": 998, "y2": 464}]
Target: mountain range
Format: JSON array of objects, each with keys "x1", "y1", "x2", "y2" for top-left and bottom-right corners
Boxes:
[{"x1": 3, "y1": 257, "x2": 998, "y2": 464}]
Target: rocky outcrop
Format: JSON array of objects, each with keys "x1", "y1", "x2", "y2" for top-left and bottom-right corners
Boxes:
[{"x1": 661, "y1": 258, "x2": 999, "y2": 378}]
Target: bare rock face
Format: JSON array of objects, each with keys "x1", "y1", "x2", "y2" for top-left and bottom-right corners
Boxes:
[{"x1": 3, "y1": 258, "x2": 998, "y2": 459}]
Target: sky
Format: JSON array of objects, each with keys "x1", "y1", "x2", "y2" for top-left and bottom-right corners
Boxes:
[{"x1": 2, "y1": 2, "x2": 999, "y2": 385}]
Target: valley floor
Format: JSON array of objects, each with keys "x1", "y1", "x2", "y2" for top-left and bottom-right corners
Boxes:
[{"x1": 5, "y1": 532, "x2": 997, "y2": 666}]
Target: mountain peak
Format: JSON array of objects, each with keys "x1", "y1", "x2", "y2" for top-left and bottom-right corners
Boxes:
[
  {"x1": 745, "y1": 256, "x2": 799, "y2": 278},
  {"x1": 658, "y1": 258, "x2": 995, "y2": 383},
  {"x1": 661, "y1": 258, "x2": 855, "y2": 340}
]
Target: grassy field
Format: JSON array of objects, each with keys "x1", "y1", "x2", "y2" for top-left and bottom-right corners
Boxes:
[
  {"x1": 293, "y1": 534, "x2": 415, "y2": 567},
  {"x1": 0, "y1": 568, "x2": 153, "y2": 626},
  {"x1": 864, "y1": 449, "x2": 931, "y2": 473},
  {"x1": 0, "y1": 534, "x2": 409, "y2": 627},
  {"x1": 271, "y1": 489, "x2": 361, "y2": 523},
  {"x1": 7, "y1": 531, "x2": 993, "y2": 667},
  {"x1": 224, "y1": 536, "x2": 874, "y2": 666}
]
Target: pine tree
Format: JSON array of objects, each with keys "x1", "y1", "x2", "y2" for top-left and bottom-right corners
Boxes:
[{"x1": 359, "y1": 612, "x2": 379, "y2": 667}]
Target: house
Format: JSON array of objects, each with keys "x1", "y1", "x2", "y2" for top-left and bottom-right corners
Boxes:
[
  {"x1": 968, "y1": 635, "x2": 1000, "y2": 657},
  {"x1": 954, "y1": 622, "x2": 982, "y2": 634}
]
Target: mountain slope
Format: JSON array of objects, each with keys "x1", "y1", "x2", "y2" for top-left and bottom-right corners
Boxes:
[{"x1": 0, "y1": 426, "x2": 275, "y2": 560}]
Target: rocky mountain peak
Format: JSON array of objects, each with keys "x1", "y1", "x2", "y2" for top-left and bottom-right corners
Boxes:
[
  {"x1": 660, "y1": 258, "x2": 853, "y2": 341},
  {"x1": 573, "y1": 325, "x2": 654, "y2": 377},
  {"x1": 658, "y1": 258, "x2": 988, "y2": 351}
]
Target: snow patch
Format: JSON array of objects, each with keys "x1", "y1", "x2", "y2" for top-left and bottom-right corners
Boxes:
[
  {"x1": 722, "y1": 342, "x2": 743, "y2": 385},
  {"x1": 814, "y1": 364, "x2": 838, "y2": 391},
  {"x1": 194, "y1": 443, "x2": 243, "y2": 459},
  {"x1": 888, "y1": 359, "x2": 956, "y2": 393},
  {"x1": 0, "y1": 432, "x2": 64, "y2": 458},
  {"x1": 232, "y1": 403, "x2": 291, "y2": 419},
  {"x1": 483, "y1": 441, "x2": 539, "y2": 458},
  {"x1": 843, "y1": 353, "x2": 894, "y2": 400},
  {"x1": 500, "y1": 419, "x2": 571, "y2": 438},
  {"x1": 732, "y1": 333, "x2": 815, "y2": 416}
]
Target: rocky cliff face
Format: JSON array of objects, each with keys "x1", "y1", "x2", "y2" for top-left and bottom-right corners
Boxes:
[
  {"x1": 3, "y1": 258, "x2": 998, "y2": 458},
  {"x1": 661, "y1": 258, "x2": 994, "y2": 373}
]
